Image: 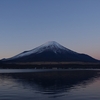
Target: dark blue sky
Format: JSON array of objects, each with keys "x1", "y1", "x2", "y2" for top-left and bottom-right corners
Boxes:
[{"x1": 0, "y1": 0, "x2": 100, "y2": 59}]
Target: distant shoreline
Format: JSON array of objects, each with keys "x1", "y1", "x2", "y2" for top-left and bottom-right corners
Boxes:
[
  {"x1": 0, "y1": 69, "x2": 99, "y2": 73},
  {"x1": 0, "y1": 62, "x2": 100, "y2": 69}
]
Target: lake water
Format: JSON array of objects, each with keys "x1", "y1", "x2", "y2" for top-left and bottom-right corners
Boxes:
[{"x1": 0, "y1": 69, "x2": 100, "y2": 100}]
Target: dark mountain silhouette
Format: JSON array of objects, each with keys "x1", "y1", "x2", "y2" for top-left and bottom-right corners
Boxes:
[{"x1": 1, "y1": 41, "x2": 99, "y2": 63}]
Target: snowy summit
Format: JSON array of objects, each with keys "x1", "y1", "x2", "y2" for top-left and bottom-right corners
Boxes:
[{"x1": 8, "y1": 41, "x2": 76, "y2": 60}]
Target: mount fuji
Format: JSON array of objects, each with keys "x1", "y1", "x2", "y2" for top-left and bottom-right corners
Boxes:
[{"x1": 2, "y1": 41, "x2": 99, "y2": 62}]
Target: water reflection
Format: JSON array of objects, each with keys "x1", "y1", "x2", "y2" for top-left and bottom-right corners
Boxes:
[{"x1": 0, "y1": 70, "x2": 99, "y2": 96}]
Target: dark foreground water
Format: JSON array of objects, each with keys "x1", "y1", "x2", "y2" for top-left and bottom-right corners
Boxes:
[{"x1": 0, "y1": 69, "x2": 100, "y2": 100}]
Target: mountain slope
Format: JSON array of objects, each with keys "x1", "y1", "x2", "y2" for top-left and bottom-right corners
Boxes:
[{"x1": 2, "y1": 41, "x2": 99, "y2": 62}]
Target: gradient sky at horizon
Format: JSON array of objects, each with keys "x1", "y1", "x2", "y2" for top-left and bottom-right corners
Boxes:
[{"x1": 0, "y1": 0, "x2": 100, "y2": 60}]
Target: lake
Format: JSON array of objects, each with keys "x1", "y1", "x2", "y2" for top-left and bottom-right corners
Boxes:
[{"x1": 0, "y1": 69, "x2": 100, "y2": 100}]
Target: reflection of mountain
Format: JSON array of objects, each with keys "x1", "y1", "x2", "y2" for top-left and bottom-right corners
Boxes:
[{"x1": 0, "y1": 70, "x2": 99, "y2": 95}]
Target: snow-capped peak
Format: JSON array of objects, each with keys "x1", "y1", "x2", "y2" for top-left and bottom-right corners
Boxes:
[
  {"x1": 6, "y1": 41, "x2": 77, "y2": 60},
  {"x1": 39, "y1": 41, "x2": 65, "y2": 49},
  {"x1": 41, "y1": 41, "x2": 60, "y2": 47}
]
